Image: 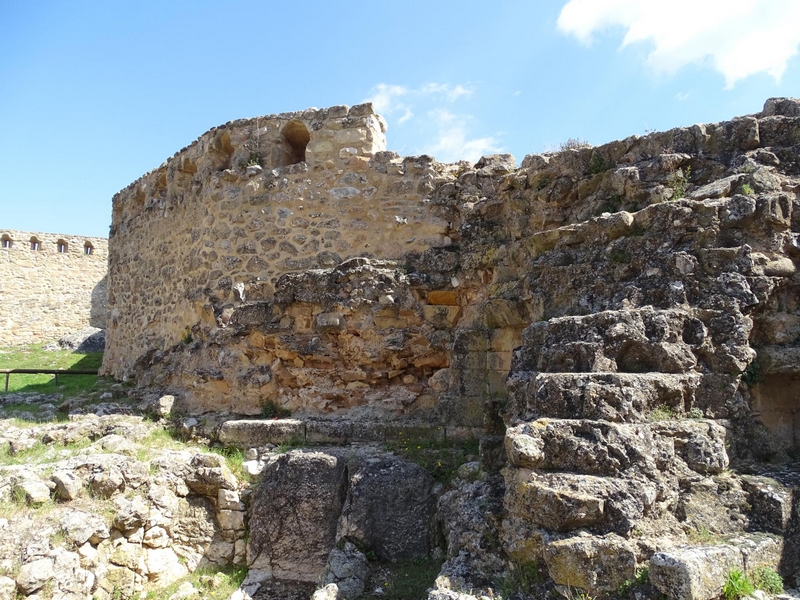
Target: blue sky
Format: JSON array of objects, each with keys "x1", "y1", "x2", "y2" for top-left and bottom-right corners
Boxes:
[{"x1": 1, "y1": 0, "x2": 799, "y2": 238}]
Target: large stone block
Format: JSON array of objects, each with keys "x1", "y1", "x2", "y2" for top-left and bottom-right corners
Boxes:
[
  {"x1": 218, "y1": 419, "x2": 305, "y2": 447},
  {"x1": 544, "y1": 534, "x2": 636, "y2": 593}
]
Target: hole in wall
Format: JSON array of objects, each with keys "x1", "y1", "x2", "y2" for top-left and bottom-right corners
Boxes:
[
  {"x1": 750, "y1": 373, "x2": 800, "y2": 452},
  {"x1": 57, "y1": 239, "x2": 68, "y2": 253},
  {"x1": 210, "y1": 131, "x2": 235, "y2": 171},
  {"x1": 1, "y1": 234, "x2": 11, "y2": 249},
  {"x1": 84, "y1": 242, "x2": 94, "y2": 255},
  {"x1": 276, "y1": 120, "x2": 310, "y2": 167},
  {"x1": 30, "y1": 237, "x2": 40, "y2": 251}
]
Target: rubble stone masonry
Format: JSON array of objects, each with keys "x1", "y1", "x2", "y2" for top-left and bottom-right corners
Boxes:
[
  {"x1": 0, "y1": 229, "x2": 108, "y2": 346},
  {"x1": 103, "y1": 100, "x2": 799, "y2": 447}
]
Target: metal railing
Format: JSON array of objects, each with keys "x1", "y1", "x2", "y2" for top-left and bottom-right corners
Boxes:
[{"x1": 1, "y1": 369, "x2": 99, "y2": 392}]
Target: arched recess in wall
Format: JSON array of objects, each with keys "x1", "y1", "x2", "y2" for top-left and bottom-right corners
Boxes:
[
  {"x1": 84, "y1": 241, "x2": 94, "y2": 255},
  {"x1": 1, "y1": 234, "x2": 11, "y2": 249},
  {"x1": 57, "y1": 239, "x2": 68, "y2": 253},
  {"x1": 276, "y1": 120, "x2": 310, "y2": 167},
  {"x1": 30, "y1": 236, "x2": 41, "y2": 251}
]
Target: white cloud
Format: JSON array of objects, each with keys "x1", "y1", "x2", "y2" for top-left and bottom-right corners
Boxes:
[
  {"x1": 365, "y1": 82, "x2": 501, "y2": 163},
  {"x1": 366, "y1": 83, "x2": 409, "y2": 116},
  {"x1": 420, "y1": 109, "x2": 502, "y2": 163},
  {"x1": 557, "y1": 0, "x2": 800, "y2": 87}
]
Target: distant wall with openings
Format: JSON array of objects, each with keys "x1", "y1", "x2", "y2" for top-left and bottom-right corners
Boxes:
[{"x1": 0, "y1": 229, "x2": 108, "y2": 346}]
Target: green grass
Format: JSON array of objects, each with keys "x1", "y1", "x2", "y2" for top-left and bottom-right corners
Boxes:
[
  {"x1": 208, "y1": 445, "x2": 252, "y2": 484},
  {"x1": 359, "y1": 558, "x2": 442, "y2": 600},
  {"x1": 0, "y1": 437, "x2": 92, "y2": 467},
  {"x1": 752, "y1": 567, "x2": 783, "y2": 594},
  {"x1": 617, "y1": 567, "x2": 649, "y2": 596},
  {"x1": 649, "y1": 405, "x2": 678, "y2": 421},
  {"x1": 723, "y1": 570, "x2": 755, "y2": 600},
  {"x1": 0, "y1": 344, "x2": 103, "y2": 395},
  {"x1": 498, "y1": 561, "x2": 544, "y2": 598},
  {"x1": 384, "y1": 435, "x2": 480, "y2": 484},
  {"x1": 144, "y1": 565, "x2": 248, "y2": 599}
]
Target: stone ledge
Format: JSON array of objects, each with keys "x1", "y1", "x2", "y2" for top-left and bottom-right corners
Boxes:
[
  {"x1": 217, "y1": 418, "x2": 479, "y2": 448},
  {"x1": 649, "y1": 533, "x2": 783, "y2": 600}
]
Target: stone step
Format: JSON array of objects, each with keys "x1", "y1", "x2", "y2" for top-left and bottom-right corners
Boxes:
[
  {"x1": 503, "y1": 467, "x2": 657, "y2": 536},
  {"x1": 649, "y1": 533, "x2": 783, "y2": 600},
  {"x1": 215, "y1": 418, "x2": 479, "y2": 449},
  {"x1": 504, "y1": 371, "x2": 741, "y2": 423},
  {"x1": 505, "y1": 417, "x2": 729, "y2": 478},
  {"x1": 511, "y1": 306, "x2": 753, "y2": 376}
]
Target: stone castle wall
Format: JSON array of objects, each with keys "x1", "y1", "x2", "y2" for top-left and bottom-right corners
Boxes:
[
  {"x1": 94, "y1": 98, "x2": 800, "y2": 598},
  {"x1": 0, "y1": 229, "x2": 108, "y2": 346},
  {"x1": 102, "y1": 103, "x2": 475, "y2": 419},
  {"x1": 103, "y1": 100, "x2": 800, "y2": 445}
]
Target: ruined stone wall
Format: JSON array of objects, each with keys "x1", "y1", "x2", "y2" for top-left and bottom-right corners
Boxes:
[
  {"x1": 104, "y1": 100, "x2": 800, "y2": 446},
  {"x1": 102, "y1": 103, "x2": 472, "y2": 418},
  {"x1": 0, "y1": 229, "x2": 108, "y2": 346}
]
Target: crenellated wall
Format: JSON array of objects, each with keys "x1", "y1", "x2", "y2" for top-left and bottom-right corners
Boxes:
[{"x1": 0, "y1": 229, "x2": 108, "y2": 346}]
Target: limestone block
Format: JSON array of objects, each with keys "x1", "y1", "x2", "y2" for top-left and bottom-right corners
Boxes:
[
  {"x1": 544, "y1": 534, "x2": 636, "y2": 593},
  {"x1": 109, "y1": 540, "x2": 142, "y2": 571},
  {"x1": 0, "y1": 576, "x2": 15, "y2": 600},
  {"x1": 312, "y1": 584, "x2": 339, "y2": 600},
  {"x1": 427, "y1": 290, "x2": 458, "y2": 305},
  {"x1": 248, "y1": 449, "x2": 349, "y2": 581},
  {"x1": 16, "y1": 558, "x2": 54, "y2": 594},
  {"x1": 423, "y1": 305, "x2": 461, "y2": 328},
  {"x1": 218, "y1": 419, "x2": 305, "y2": 448},
  {"x1": 483, "y1": 299, "x2": 528, "y2": 328},
  {"x1": 142, "y1": 526, "x2": 169, "y2": 548},
  {"x1": 486, "y1": 351, "x2": 512, "y2": 371},
  {"x1": 218, "y1": 509, "x2": 245, "y2": 531},
  {"x1": 337, "y1": 455, "x2": 434, "y2": 561},
  {"x1": 60, "y1": 510, "x2": 110, "y2": 546},
  {"x1": 144, "y1": 547, "x2": 188, "y2": 585},
  {"x1": 305, "y1": 420, "x2": 355, "y2": 444},
  {"x1": 504, "y1": 468, "x2": 656, "y2": 534},
  {"x1": 649, "y1": 545, "x2": 743, "y2": 600},
  {"x1": 52, "y1": 470, "x2": 83, "y2": 501},
  {"x1": 218, "y1": 489, "x2": 244, "y2": 511},
  {"x1": 17, "y1": 478, "x2": 51, "y2": 504},
  {"x1": 184, "y1": 454, "x2": 238, "y2": 497}
]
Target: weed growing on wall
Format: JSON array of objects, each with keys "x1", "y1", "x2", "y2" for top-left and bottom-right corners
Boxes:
[
  {"x1": 384, "y1": 432, "x2": 479, "y2": 484},
  {"x1": 666, "y1": 166, "x2": 691, "y2": 199},
  {"x1": 723, "y1": 569, "x2": 755, "y2": 600}
]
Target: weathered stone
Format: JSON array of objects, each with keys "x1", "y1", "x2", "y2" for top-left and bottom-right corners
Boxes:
[
  {"x1": 51, "y1": 470, "x2": 83, "y2": 501},
  {"x1": 544, "y1": 534, "x2": 636, "y2": 593},
  {"x1": 218, "y1": 488, "x2": 244, "y2": 510},
  {"x1": 218, "y1": 509, "x2": 245, "y2": 531},
  {"x1": 16, "y1": 478, "x2": 51, "y2": 504},
  {"x1": 16, "y1": 557, "x2": 54, "y2": 594},
  {"x1": 145, "y1": 547, "x2": 188, "y2": 585},
  {"x1": 337, "y1": 454, "x2": 435, "y2": 560},
  {"x1": 650, "y1": 544, "x2": 743, "y2": 600},
  {"x1": 319, "y1": 542, "x2": 369, "y2": 599},
  {"x1": 248, "y1": 449, "x2": 348, "y2": 581},
  {"x1": 184, "y1": 454, "x2": 238, "y2": 497},
  {"x1": 0, "y1": 576, "x2": 15, "y2": 600},
  {"x1": 218, "y1": 419, "x2": 305, "y2": 447},
  {"x1": 60, "y1": 510, "x2": 110, "y2": 546},
  {"x1": 113, "y1": 495, "x2": 149, "y2": 532}
]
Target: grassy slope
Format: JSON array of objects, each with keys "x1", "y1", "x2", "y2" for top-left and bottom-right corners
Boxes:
[{"x1": 0, "y1": 345, "x2": 103, "y2": 395}]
